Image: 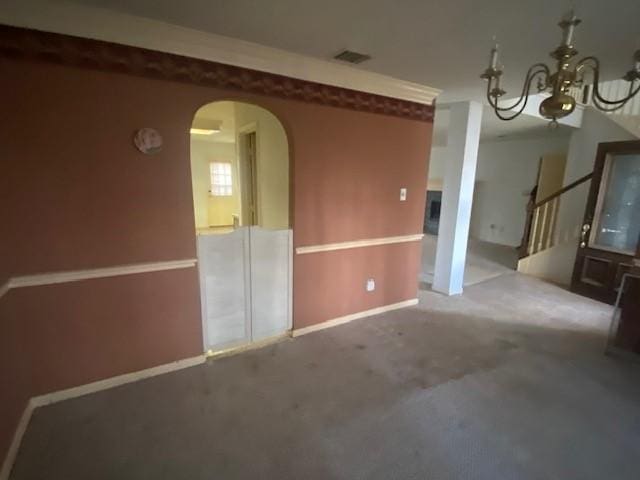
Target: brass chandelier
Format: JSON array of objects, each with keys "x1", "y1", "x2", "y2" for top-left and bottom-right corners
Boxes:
[{"x1": 481, "y1": 11, "x2": 640, "y2": 123}]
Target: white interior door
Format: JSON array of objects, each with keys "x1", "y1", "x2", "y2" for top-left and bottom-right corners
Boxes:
[
  {"x1": 197, "y1": 227, "x2": 292, "y2": 352},
  {"x1": 250, "y1": 227, "x2": 292, "y2": 340},
  {"x1": 197, "y1": 228, "x2": 250, "y2": 351}
]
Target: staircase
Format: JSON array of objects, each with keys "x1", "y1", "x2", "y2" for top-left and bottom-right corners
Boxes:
[
  {"x1": 570, "y1": 80, "x2": 640, "y2": 138},
  {"x1": 517, "y1": 80, "x2": 638, "y2": 284},
  {"x1": 517, "y1": 173, "x2": 594, "y2": 285}
]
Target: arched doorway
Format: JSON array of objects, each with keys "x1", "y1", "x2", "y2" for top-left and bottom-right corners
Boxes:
[{"x1": 190, "y1": 101, "x2": 291, "y2": 353}]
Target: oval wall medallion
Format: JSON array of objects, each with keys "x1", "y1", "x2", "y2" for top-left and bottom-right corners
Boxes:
[{"x1": 133, "y1": 128, "x2": 163, "y2": 154}]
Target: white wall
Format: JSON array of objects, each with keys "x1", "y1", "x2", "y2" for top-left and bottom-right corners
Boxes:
[
  {"x1": 427, "y1": 146, "x2": 447, "y2": 186},
  {"x1": 429, "y1": 135, "x2": 570, "y2": 246},
  {"x1": 472, "y1": 136, "x2": 570, "y2": 246},
  {"x1": 234, "y1": 103, "x2": 289, "y2": 230}
]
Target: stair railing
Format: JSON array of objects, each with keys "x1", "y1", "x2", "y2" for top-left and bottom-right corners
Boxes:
[
  {"x1": 571, "y1": 81, "x2": 640, "y2": 116},
  {"x1": 520, "y1": 172, "x2": 594, "y2": 258}
]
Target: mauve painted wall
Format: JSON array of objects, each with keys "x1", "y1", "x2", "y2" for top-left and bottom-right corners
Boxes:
[
  {"x1": 0, "y1": 59, "x2": 432, "y2": 461},
  {"x1": 0, "y1": 270, "x2": 202, "y2": 460},
  {"x1": 294, "y1": 242, "x2": 424, "y2": 328}
]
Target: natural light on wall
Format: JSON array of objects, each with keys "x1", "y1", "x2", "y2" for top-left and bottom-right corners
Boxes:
[
  {"x1": 210, "y1": 162, "x2": 233, "y2": 196},
  {"x1": 190, "y1": 100, "x2": 289, "y2": 231},
  {"x1": 191, "y1": 128, "x2": 219, "y2": 135},
  {"x1": 190, "y1": 118, "x2": 222, "y2": 135}
]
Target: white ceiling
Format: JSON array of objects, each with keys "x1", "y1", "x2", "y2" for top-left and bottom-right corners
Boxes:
[
  {"x1": 193, "y1": 101, "x2": 236, "y2": 143},
  {"x1": 432, "y1": 106, "x2": 573, "y2": 147},
  {"x1": 478, "y1": 109, "x2": 573, "y2": 142},
  {"x1": 65, "y1": 0, "x2": 640, "y2": 103}
]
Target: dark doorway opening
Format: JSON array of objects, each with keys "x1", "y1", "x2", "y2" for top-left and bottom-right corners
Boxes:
[{"x1": 424, "y1": 190, "x2": 442, "y2": 235}]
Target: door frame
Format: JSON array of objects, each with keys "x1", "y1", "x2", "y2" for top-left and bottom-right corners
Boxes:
[
  {"x1": 570, "y1": 140, "x2": 640, "y2": 304},
  {"x1": 238, "y1": 122, "x2": 259, "y2": 227}
]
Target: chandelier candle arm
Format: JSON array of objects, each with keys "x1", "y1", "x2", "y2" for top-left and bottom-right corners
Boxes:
[
  {"x1": 481, "y1": 13, "x2": 640, "y2": 122},
  {"x1": 486, "y1": 66, "x2": 550, "y2": 121},
  {"x1": 576, "y1": 56, "x2": 640, "y2": 109},
  {"x1": 484, "y1": 64, "x2": 550, "y2": 112}
]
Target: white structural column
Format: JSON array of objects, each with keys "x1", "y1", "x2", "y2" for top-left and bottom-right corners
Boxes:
[{"x1": 432, "y1": 101, "x2": 483, "y2": 295}]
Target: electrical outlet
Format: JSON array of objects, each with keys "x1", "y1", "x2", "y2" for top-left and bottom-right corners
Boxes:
[
  {"x1": 366, "y1": 278, "x2": 375, "y2": 292},
  {"x1": 400, "y1": 188, "x2": 407, "y2": 201}
]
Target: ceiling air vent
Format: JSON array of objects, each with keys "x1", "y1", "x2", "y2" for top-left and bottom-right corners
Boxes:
[{"x1": 333, "y1": 50, "x2": 371, "y2": 64}]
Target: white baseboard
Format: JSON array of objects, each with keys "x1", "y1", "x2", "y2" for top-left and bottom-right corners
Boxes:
[
  {"x1": 205, "y1": 333, "x2": 291, "y2": 359},
  {"x1": 0, "y1": 354, "x2": 205, "y2": 480},
  {"x1": 31, "y1": 355, "x2": 206, "y2": 407},
  {"x1": 0, "y1": 297, "x2": 417, "y2": 477},
  {"x1": 292, "y1": 298, "x2": 419, "y2": 337},
  {"x1": 0, "y1": 401, "x2": 35, "y2": 480}
]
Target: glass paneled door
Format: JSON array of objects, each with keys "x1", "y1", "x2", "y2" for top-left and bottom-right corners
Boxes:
[
  {"x1": 590, "y1": 153, "x2": 640, "y2": 254},
  {"x1": 571, "y1": 141, "x2": 640, "y2": 304}
]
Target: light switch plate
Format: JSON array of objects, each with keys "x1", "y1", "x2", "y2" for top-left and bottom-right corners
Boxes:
[{"x1": 400, "y1": 188, "x2": 407, "y2": 201}]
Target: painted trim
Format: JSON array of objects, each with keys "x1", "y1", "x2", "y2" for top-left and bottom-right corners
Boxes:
[
  {"x1": 295, "y1": 234, "x2": 424, "y2": 255},
  {"x1": 0, "y1": 25, "x2": 435, "y2": 123},
  {"x1": 0, "y1": 259, "x2": 197, "y2": 300},
  {"x1": 287, "y1": 230, "x2": 294, "y2": 330},
  {"x1": 0, "y1": 296, "x2": 416, "y2": 475},
  {"x1": 0, "y1": 401, "x2": 35, "y2": 480},
  {"x1": 31, "y1": 355, "x2": 206, "y2": 408},
  {"x1": 0, "y1": 0, "x2": 440, "y2": 106},
  {"x1": 292, "y1": 298, "x2": 419, "y2": 337},
  {"x1": 0, "y1": 354, "x2": 206, "y2": 480},
  {"x1": 205, "y1": 333, "x2": 291, "y2": 360}
]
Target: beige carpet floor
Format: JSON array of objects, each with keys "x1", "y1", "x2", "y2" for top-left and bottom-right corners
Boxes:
[
  {"x1": 420, "y1": 234, "x2": 519, "y2": 287},
  {"x1": 11, "y1": 274, "x2": 640, "y2": 480}
]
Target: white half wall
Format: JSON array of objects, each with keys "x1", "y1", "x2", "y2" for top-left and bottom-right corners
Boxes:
[{"x1": 517, "y1": 240, "x2": 577, "y2": 286}]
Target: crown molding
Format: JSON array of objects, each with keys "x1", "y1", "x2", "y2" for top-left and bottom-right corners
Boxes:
[
  {"x1": 0, "y1": 24, "x2": 434, "y2": 122},
  {"x1": 0, "y1": 0, "x2": 440, "y2": 106}
]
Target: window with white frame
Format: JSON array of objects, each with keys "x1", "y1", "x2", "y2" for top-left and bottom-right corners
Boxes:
[{"x1": 210, "y1": 162, "x2": 233, "y2": 196}]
